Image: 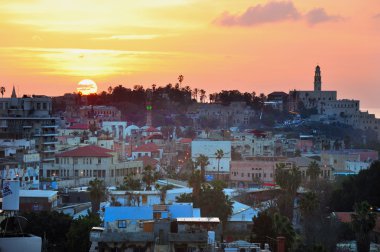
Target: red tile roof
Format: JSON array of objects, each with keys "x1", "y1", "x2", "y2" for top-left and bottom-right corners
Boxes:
[
  {"x1": 56, "y1": 145, "x2": 113, "y2": 158},
  {"x1": 133, "y1": 143, "x2": 159, "y2": 152}
]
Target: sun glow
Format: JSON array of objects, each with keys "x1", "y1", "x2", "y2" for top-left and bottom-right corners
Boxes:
[{"x1": 77, "y1": 79, "x2": 98, "y2": 95}]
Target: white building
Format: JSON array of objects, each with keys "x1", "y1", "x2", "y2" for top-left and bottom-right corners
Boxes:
[{"x1": 191, "y1": 140, "x2": 231, "y2": 175}]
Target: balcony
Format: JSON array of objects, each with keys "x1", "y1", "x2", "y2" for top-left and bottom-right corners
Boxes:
[
  {"x1": 168, "y1": 232, "x2": 208, "y2": 243},
  {"x1": 90, "y1": 230, "x2": 154, "y2": 243}
]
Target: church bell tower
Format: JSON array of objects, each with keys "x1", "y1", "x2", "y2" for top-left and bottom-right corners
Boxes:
[{"x1": 314, "y1": 65, "x2": 322, "y2": 91}]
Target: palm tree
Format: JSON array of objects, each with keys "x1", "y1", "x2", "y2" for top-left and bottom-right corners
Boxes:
[
  {"x1": 215, "y1": 149, "x2": 224, "y2": 180},
  {"x1": 0, "y1": 86, "x2": 5, "y2": 98},
  {"x1": 307, "y1": 161, "x2": 321, "y2": 182},
  {"x1": 199, "y1": 89, "x2": 206, "y2": 103},
  {"x1": 195, "y1": 154, "x2": 209, "y2": 180},
  {"x1": 178, "y1": 75, "x2": 184, "y2": 88},
  {"x1": 273, "y1": 212, "x2": 296, "y2": 250},
  {"x1": 188, "y1": 170, "x2": 202, "y2": 207},
  {"x1": 351, "y1": 201, "x2": 376, "y2": 252},
  {"x1": 307, "y1": 161, "x2": 321, "y2": 190},
  {"x1": 275, "y1": 163, "x2": 302, "y2": 219},
  {"x1": 88, "y1": 178, "x2": 105, "y2": 214},
  {"x1": 192, "y1": 88, "x2": 199, "y2": 101}
]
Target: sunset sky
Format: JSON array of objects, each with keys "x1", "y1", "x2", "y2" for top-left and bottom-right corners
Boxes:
[{"x1": 1, "y1": 0, "x2": 380, "y2": 110}]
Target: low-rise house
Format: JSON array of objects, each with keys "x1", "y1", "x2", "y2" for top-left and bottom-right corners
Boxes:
[
  {"x1": 286, "y1": 156, "x2": 333, "y2": 180},
  {"x1": 131, "y1": 143, "x2": 163, "y2": 161},
  {"x1": 321, "y1": 149, "x2": 378, "y2": 171},
  {"x1": 19, "y1": 190, "x2": 58, "y2": 211}
]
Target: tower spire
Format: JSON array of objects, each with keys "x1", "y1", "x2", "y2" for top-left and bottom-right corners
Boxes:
[
  {"x1": 11, "y1": 86, "x2": 17, "y2": 98},
  {"x1": 314, "y1": 65, "x2": 321, "y2": 91}
]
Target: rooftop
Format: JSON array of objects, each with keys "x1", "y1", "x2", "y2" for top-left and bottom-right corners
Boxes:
[{"x1": 56, "y1": 145, "x2": 113, "y2": 158}]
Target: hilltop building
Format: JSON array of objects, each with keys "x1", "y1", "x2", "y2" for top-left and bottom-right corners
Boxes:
[{"x1": 289, "y1": 66, "x2": 380, "y2": 139}]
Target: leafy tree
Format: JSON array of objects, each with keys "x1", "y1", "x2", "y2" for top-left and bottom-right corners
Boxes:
[
  {"x1": 142, "y1": 165, "x2": 160, "y2": 191},
  {"x1": 215, "y1": 149, "x2": 224, "y2": 180},
  {"x1": 88, "y1": 178, "x2": 105, "y2": 214},
  {"x1": 251, "y1": 211, "x2": 276, "y2": 242},
  {"x1": 351, "y1": 201, "x2": 376, "y2": 252},
  {"x1": 22, "y1": 211, "x2": 72, "y2": 251},
  {"x1": 176, "y1": 193, "x2": 193, "y2": 203},
  {"x1": 66, "y1": 212, "x2": 101, "y2": 252},
  {"x1": 330, "y1": 161, "x2": 380, "y2": 211},
  {"x1": 273, "y1": 213, "x2": 297, "y2": 251},
  {"x1": 198, "y1": 184, "x2": 233, "y2": 227},
  {"x1": 195, "y1": 154, "x2": 209, "y2": 180},
  {"x1": 175, "y1": 184, "x2": 233, "y2": 229}
]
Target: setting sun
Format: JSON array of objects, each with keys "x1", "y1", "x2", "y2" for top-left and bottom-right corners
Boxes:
[{"x1": 77, "y1": 79, "x2": 98, "y2": 95}]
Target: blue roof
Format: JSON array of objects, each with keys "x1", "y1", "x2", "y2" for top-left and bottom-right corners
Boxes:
[
  {"x1": 104, "y1": 206, "x2": 153, "y2": 222},
  {"x1": 168, "y1": 204, "x2": 194, "y2": 218}
]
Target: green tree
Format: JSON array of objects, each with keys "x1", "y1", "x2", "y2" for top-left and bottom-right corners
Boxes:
[
  {"x1": 275, "y1": 163, "x2": 301, "y2": 219},
  {"x1": 66, "y1": 212, "x2": 101, "y2": 252},
  {"x1": 215, "y1": 149, "x2": 224, "y2": 180},
  {"x1": 195, "y1": 154, "x2": 210, "y2": 180},
  {"x1": 197, "y1": 184, "x2": 233, "y2": 228},
  {"x1": 307, "y1": 161, "x2": 321, "y2": 189},
  {"x1": 251, "y1": 211, "x2": 276, "y2": 242},
  {"x1": 351, "y1": 201, "x2": 376, "y2": 252},
  {"x1": 273, "y1": 213, "x2": 297, "y2": 251},
  {"x1": 88, "y1": 178, "x2": 105, "y2": 214},
  {"x1": 330, "y1": 161, "x2": 380, "y2": 211},
  {"x1": 175, "y1": 193, "x2": 193, "y2": 203},
  {"x1": 22, "y1": 211, "x2": 72, "y2": 251},
  {"x1": 142, "y1": 165, "x2": 160, "y2": 191},
  {"x1": 188, "y1": 170, "x2": 203, "y2": 207}
]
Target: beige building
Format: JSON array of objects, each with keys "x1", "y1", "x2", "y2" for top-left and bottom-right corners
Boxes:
[
  {"x1": 50, "y1": 145, "x2": 143, "y2": 186},
  {"x1": 289, "y1": 66, "x2": 337, "y2": 113},
  {"x1": 229, "y1": 158, "x2": 287, "y2": 188}
]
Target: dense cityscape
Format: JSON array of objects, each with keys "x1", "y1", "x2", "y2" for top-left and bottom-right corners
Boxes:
[{"x1": 1, "y1": 65, "x2": 380, "y2": 252}]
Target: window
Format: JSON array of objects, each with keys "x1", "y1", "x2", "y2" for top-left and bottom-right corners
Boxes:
[
  {"x1": 118, "y1": 220, "x2": 127, "y2": 228},
  {"x1": 241, "y1": 173, "x2": 244, "y2": 177},
  {"x1": 98, "y1": 158, "x2": 101, "y2": 164},
  {"x1": 73, "y1": 158, "x2": 78, "y2": 165}
]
